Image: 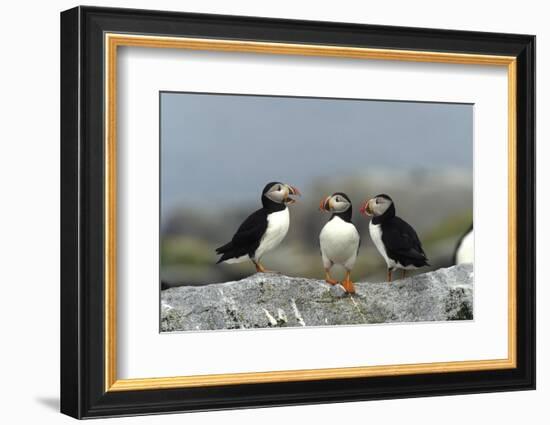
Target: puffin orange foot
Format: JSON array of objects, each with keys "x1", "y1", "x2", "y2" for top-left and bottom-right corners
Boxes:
[
  {"x1": 342, "y1": 280, "x2": 356, "y2": 294},
  {"x1": 254, "y1": 261, "x2": 268, "y2": 273},
  {"x1": 324, "y1": 269, "x2": 338, "y2": 285},
  {"x1": 342, "y1": 271, "x2": 356, "y2": 294}
]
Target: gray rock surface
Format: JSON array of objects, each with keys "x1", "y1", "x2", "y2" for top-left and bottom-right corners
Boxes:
[{"x1": 161, "y1": 264, "x2": 473, "y2": 332}]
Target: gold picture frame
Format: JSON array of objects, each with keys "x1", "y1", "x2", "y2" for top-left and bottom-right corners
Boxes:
[{"x1": 104, "y1": 33, "x2": 517, "y2": 392}]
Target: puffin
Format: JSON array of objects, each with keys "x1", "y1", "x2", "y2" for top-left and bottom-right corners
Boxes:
[
  {"x1": 453, "y1": 224, "x2": 474, "y2": 264},
  {"x1": 318, "y1": 192, "x2": 360, "y2": 294},
  {"x1": 215, "y1": 182, "x2": 301, "y2": 273},
  {"x1": 360, "y1": 194, "x2": 428, "y2": 282}
]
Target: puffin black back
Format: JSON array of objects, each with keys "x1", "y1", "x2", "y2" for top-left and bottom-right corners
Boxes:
[
  {"x1": 215, "y1": 182, "x2": 299, "y2": 272},
  {"x1": 360, "y1": 194, "x2": 428, "y2": 281}
]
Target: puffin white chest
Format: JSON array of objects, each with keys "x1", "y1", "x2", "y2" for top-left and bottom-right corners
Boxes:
[
  {"x1": 369, "y1": 221, "x2": 396, "y2": 268},
  {"x1": 254, "y1": 208, "x2": 289, "y2": 260},
  {"x1": 319, "y1": 216, "x2": 360, "y2": 266},
  {"x1": 455, "y1": 229, "x2": 474, "y2": 264}
]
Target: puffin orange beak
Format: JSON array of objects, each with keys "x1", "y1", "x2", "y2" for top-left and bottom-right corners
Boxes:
[
  {"x1": 284, "y1": 185, "x2": 301, "y2": 204},
  {"x1": 289, "y1": 185, "x2": 301, "y2": 197},
  {"x1": 360, "y1": 199, "x2": 373, "y2": 216},
  {"x1": 319, "y1": 196, "x2": 330, "y2": 211}
]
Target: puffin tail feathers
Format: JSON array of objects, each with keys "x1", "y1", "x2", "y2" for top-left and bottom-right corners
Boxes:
[
  {"x1": 215, "y1": 241, "x2": 238, "y2": 264},
  {"x1": 216, "y1": 255, "x2": 228, "y2": 264},
  {"x1": 215, "y1": 241, "x2": 233, "y2": 254}
]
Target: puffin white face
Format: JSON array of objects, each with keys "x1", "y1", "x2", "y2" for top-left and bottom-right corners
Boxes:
[
  {"x1": 264, "y1": 183, "x2": 301, "y2": 204},
  {"x1": 360, "y1": 195, "x2": 393, "y2": 217},
  {"x1": 319, "y1": 193, "x2": 351, "y2": 213}
]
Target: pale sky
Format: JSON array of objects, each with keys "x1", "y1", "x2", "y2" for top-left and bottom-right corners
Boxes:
[{"x1": 160, "y1": 92, "x2": 472, "y2": 214}]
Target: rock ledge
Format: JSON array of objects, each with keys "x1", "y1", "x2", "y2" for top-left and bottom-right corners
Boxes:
[{"x1": 161, "y1": 264, "x2": 473, "y2": 332}]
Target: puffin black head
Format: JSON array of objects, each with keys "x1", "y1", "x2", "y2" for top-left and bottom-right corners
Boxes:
[
  {"x1": 360, "y1": 193, "x2": 395, "y2": 219},
  {"x1": 319, "y1": 192, "x2": 353, "y2": 221},
  {"x1": 261, "y1": 182, "x2": 301, "y2": 210}
]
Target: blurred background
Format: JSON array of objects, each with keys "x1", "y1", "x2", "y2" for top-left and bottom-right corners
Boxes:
[{"x1": 160, "y1": 92, "x2": 473, "y2": 288}]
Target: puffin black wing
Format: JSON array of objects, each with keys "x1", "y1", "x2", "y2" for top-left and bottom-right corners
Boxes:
[
  {"x1": 382, "y1": 217, "x2": 428, "y2": 266},
  {"x1": 216, "y1": 208, "x2": 268, "y2": 263}
]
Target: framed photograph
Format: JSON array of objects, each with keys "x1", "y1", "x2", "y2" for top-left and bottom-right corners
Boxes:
[{"x1": 60, "y1": 6, "x2": 535, "y2": 419}]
